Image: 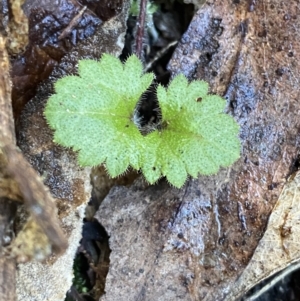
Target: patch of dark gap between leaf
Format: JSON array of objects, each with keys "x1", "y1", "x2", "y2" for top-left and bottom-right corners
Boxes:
[
  {"x1": 0, "y1": 198, "x2": 18, "y2": 249},
  {"x1": 77, "y1": 0, "x2": 123, "y2": 21},
  {"x1": 286, "y1": 153, "x2": 300, "y2": 180},
  {"x1": 133, "y1": 84, "x2": 162, "y2": 136},
  {"x1": 121, "y1": 0, "x2": 194, "y2": 136},
  {"x1": 65, "y1": 221, "x2": 110, "y2": 301},
  {"x1": 120, "y1": 0, "x2": 194, "y2": 84},
  {"x1": 241, "y1": 266, "x2": 300, "y2": 301}
]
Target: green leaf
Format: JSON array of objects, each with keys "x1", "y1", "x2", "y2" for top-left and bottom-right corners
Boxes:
[
  {"x1": 142, "y1": 76, "x2": 240, "y2": 187},
  {"x1": 45, "y1": 54, "x2": 154, "y2": 177},
  {"x1": 45, "y1": 54, "x2": 240, "y2": 188}
]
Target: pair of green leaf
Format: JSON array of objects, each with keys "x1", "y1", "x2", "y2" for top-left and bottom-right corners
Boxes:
[{"x1": 44, "y1": 54, "x2": 240, "y2": 188}]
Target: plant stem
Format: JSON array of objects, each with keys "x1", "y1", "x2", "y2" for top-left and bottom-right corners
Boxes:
[{"x1": 135, "y1": 0, "x2": 147, "y2": 59}]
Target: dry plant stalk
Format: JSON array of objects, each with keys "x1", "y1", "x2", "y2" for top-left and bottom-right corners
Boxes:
[{"x1": 0, "y1": 31, "x2": 67, "y2": 298}]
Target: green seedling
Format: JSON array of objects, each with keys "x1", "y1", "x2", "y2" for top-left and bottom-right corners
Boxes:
[{"x1": 45, "y1": 54, "x2": 240, "y2": 187}]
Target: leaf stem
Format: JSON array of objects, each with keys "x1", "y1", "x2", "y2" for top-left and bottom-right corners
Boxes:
[{"x1": 135, "y1": 0, "x2": 147, "y2": 59}]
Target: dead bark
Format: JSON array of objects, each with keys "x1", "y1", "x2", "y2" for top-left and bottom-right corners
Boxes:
[
  {"x1": 0, "y1": 32, "x2": 67, "y2": 258},
  {"x1": 0, "y1": 15, "x2": 66, "y2": 297}
]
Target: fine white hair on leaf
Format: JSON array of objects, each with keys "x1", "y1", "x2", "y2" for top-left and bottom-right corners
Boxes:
[{"x1": 132, "y1": 108, "x2": 143, "y2": 130}]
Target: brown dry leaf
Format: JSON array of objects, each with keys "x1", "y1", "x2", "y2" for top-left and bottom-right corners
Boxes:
[
  {"x1": 0, "y1": 29, "x2": 67, "y2": 263},
  {"x1": 96, "y1": 1, "x2": 300, "y2": 300},
  {"x1": 12, "y1": 0, "x2": 108, "y2": 120},
  {"x1": 225, "y1": 170, "x2": 300, "y2": 300}
]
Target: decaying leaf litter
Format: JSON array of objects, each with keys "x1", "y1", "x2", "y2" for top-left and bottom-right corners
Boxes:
[
  {"x1": 1, "y1": 0, "x2": 300, "y2": 301},
  {"x1": 1, "y1": 0, "x2": 126, "y2": 300}
]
